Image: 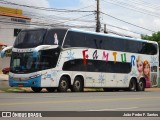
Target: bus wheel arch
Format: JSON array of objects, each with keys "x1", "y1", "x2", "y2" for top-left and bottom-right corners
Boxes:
[
  {"x1": 71, "y1": 75, "x2": 84, "y2": 92},
  {"x1": 137, "y1": 78, "x2": 146, "y2": 91},
  {"x1": 128, "y1": 77, "x2": 137, "y2": 91},
  {"x1": 57, "y1": 75, "x2": 71, "y2": 92}
]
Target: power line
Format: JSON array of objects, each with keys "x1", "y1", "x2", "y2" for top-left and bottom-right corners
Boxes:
[
  {"x1": 24, "y1": 11, "x2": 95, "y2": 23},
  {"x1": 102, "y1": 23, "x2": 142, "y2": 35},
  {"x1": 0, "y1": 20, "x2": 95, "y2": 28},
  {"x1": 101, "y1": 11, "x2": 156, "y2": 33},
  {"x1": 0, "y1": 13, "x2": 95, "y2": 28},
  {"x1": 0, "y1": 0, "x2": 94, "y2": 13},
  {"x1": 106, "y1": 29, "x2": 135, "y2": 38},
  {"x1": 50, "y1": 13, "x2": 95, "y2": 27},
  {"x1": 102, "y1": 0, "x2": 160, "y2": 18},
  {"x1": 130, "y1": 0, "x2": 160, "y2": 10}
]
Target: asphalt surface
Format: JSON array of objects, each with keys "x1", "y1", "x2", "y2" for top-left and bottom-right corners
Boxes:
[
  {"x1": 0, "y1": 89, "x2": 160, "y2": 111},
  {"x1": 0, "y1": 73, "x2": 160, "y2": 119},
  {"x1": 0, "y1": 89, "x2": 160, "y2": 119}
]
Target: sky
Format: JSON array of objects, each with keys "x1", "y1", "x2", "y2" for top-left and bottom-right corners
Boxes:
[{"x1": 0, "y1": 0, "x2": 160, "y2": 38}]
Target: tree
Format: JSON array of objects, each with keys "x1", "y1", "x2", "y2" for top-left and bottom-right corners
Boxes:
[
  {"x1": 141, "y1": 32, "x2": 160, "y2": 66},
  {"x1": 141, "y1": 31, "x2": 160, "y2": 44}
]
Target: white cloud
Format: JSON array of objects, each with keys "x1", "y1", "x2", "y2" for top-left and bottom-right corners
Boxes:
[
  {"x1": 0, "y1": 0, "x2": 50, "y2": 10},
  {"x1": 0, "y1": 0, "x2": 50, "y2": 13},
  {"x1": 153, "y1": 19, "x2": 160, "y2": 31}
]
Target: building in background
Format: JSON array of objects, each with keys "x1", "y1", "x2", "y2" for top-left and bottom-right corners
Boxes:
[{"x1": 0, "y1": 6, "x2": 31, "y2": 71}]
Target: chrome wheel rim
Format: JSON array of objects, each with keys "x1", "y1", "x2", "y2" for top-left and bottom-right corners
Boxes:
[{"x1": 75, "y1": 80, "x2": 80, "y2": 89}]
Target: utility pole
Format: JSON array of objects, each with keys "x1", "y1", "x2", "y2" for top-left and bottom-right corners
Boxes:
[
  {"x1": 104, "y1": 24, "x2": 108, "y2": 33},
  {"x1": 96, "y1": 0, "x2": 100, "y2": 32}
]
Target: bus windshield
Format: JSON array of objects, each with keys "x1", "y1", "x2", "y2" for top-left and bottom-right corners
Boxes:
[
  {"x1": 10, "y1": 52, "x2": 37, "y2": 73},
  {"x1": 14, "y1": 28, "x2": 68, "y2": 48},
  {"x1": 10, "y1": 48, "x2": 61, "y2": 74},
  {"x1": 14, "y1": 29, "x2": 47, "y2": 48}
]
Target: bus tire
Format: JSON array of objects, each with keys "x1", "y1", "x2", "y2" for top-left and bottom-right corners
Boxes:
[
  {"x1": 137, "y1": 79, "x2": 145, "y2": 91},
  {"x1": 128, "y1": 79, "x2": 136, "y2": 91},
  {"x1": 103, "y1": 88, "x2": 113, "y2": 92},
  {"x1": 72, "y1": 77, "x2": 84, "y2": 92},
  {"x1": 46, "y1": 88, "x2": 55, "y2": 92},
  {"x1": 31, "y1": 87, "x2": 42, "y2": 93},
  {"x1": 57, "y1": 76, "x2": 69, "y2": 92}
]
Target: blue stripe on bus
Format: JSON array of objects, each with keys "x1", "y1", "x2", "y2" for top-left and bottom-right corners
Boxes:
[{"x1": 9, "y1": 76, "x2": 41, "y2": 87}]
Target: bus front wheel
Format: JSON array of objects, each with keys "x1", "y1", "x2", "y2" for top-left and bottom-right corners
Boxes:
[
  {"x1": 71, "y1": 77, "x2": 84, "y2": 92},
  {"x1": 31, "y1": 87, "x2": 42, "y2": 93},
  {"x1": 57, "y1": 76, "x2": 69, "y2": 92}
]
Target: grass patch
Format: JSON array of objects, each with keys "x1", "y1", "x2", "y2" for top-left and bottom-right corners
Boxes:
[{"x1": 0, "y1": 87, "x2": 28, "y2": 92}]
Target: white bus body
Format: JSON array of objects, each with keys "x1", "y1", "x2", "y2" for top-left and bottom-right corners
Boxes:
[{"x1": 1, "y1": 28, "x2": 158, "y2": 92}]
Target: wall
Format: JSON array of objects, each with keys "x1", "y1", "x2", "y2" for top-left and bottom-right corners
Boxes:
[{"x1": 0, "y1": 15, "x2": 31, "y2": 71}]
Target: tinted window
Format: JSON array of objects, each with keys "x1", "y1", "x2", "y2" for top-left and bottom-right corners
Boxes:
[
  {"x1": 140, "y1": 42, "x2": 157, "y2": 55},
  {"x1": 39, "y1": 48, "x2": 60, "y2": 69},
  {"x1": 62, "y1": 59, "x2": 131, "y2": 73},
  {"x1": 14, "y1": 29, "x2": 21, "y2": 37},
  {"x1": 63, "y1": 31, "x2": 157, "y2": 55},
  {"x1": 85, "y1": 34, "x2": 98, "y2": 48},
  {"x1": 64, "y1": 31, "x2": 89, "y2": 48},
  {"x1": 44, "y1": 29, "x2": 67, "y2": 46},
  {"x1": 14, "y1": 29, "x2": 47, "y2": 48}
]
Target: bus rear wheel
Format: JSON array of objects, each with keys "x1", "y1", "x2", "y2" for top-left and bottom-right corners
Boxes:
[
  {"x1": 72, "y1": 77, "x2": 83, "y2": 92},
  {"x1": 57, "y1": 76, "x2": 69, "y2": 92},
  {"x1": 46, "y1": 88, "x2": 55, "y2": 92},
  {"x1": 31, "y1": 87, "x2": 42, "y2": 93},
  {"x1": 128, "y1": 79, "x2": 136, "y2": 91},
  {"x1": 137, "y1": 79, "x2": 145, "y2": 91},
  {"x1": 103, "y1": 88, "x2": 113, "y2": 92}
]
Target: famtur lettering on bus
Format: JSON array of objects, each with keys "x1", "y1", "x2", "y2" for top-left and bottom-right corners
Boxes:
[{"x1": 82, "y1": 50, "x2": 135, "y2": 66}]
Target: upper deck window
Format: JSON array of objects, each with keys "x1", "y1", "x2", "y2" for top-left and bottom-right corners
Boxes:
[
  {"x1": 63, "y1": 31, "x2": 158, "y2": 55},
  {"x1": 14, "y1": 29, "x2": 46, "y2": 48},
  {"x1": 14, "y1": 28, "x2": 68, "y2": 48},
  {"x1": 44, "y1": 29, "x2": 67, "y2": 46}
]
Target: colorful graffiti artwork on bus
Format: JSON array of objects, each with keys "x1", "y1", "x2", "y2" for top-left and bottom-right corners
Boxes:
[
  {"x1": 82, "y1": 49, "x2": 136, "y2": 66},
  {"x1": 82, "y1": 50, "x2": 153, "y2": 88},
  {"x1": 136, "y1": 56, "x2": 151, "y2": 88},
  {"x1": 143, "y1": 60, "x2": 150, "y2": 88},
  {"x1": 82, "y1": 49, "x2": 89, "y2": 65},
  {"x1": 65, "y1": 50, "x2": 75, "y2": 61},
  {"x1": 98, "y1": 73, "x2": 105, "y2": 85},
  {"x1": 136, "y1": 56, "x2": 144, "y2": 80},
  {"x1": 102, "y1": 51, "x2": 109, "y2": 62},
  {"x1": 112, "y1": 52, "x2": 117, "y2": 64}
]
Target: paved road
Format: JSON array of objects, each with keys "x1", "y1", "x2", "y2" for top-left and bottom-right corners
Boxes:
[
  {"x1": 0, "y1": 89, "x2": 160, "y2": 111},
  {"x1": 0, "y1": 89, "x2": 160, "y2": 119}
]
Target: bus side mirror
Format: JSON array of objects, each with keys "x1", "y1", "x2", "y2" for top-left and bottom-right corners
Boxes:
[{"x1": 0, "y1": 46, "x2": 13, "y2": 58}]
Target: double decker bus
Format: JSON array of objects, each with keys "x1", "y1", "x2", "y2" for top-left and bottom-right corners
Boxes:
[{"x1": 1, "y1": 28, "x2": 159, "y2": 92}]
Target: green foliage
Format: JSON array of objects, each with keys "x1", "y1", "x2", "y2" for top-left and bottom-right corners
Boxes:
[
  {"x1": 141, "y1": 32, "x2": 160, "y2": 44},
  {"x1": 0, "y1": 87, "x2": 27, "y2": 92}
]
